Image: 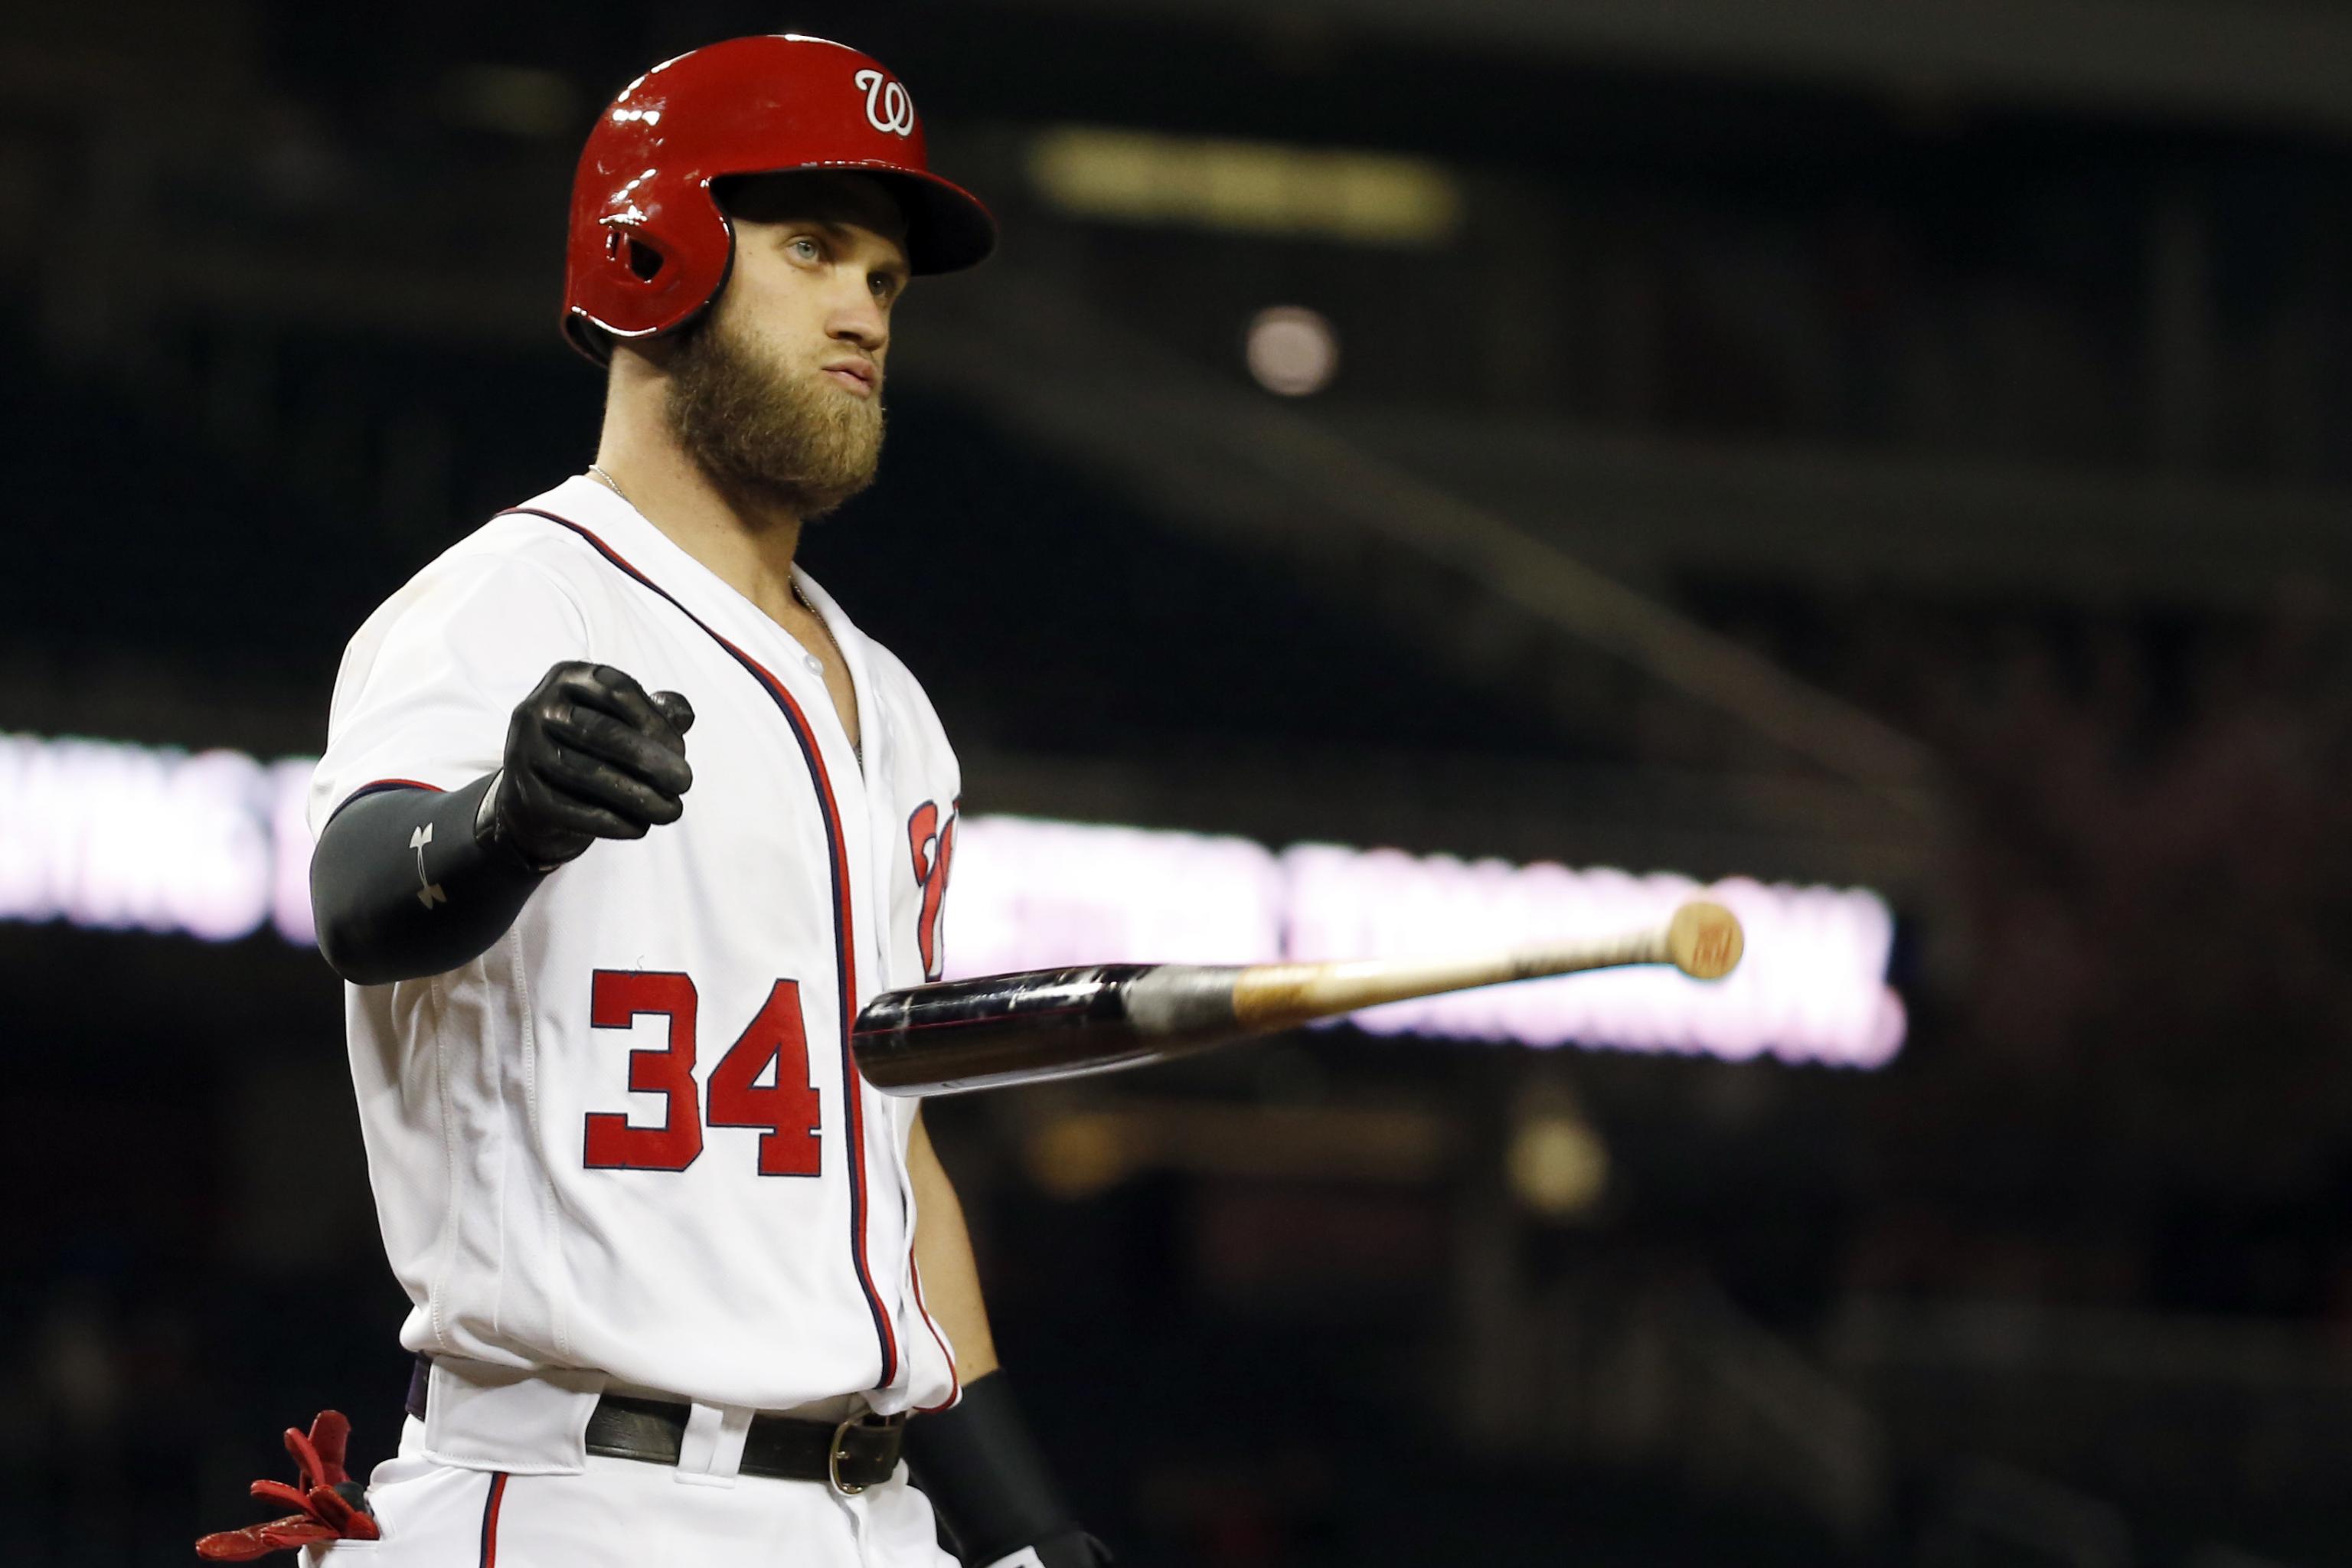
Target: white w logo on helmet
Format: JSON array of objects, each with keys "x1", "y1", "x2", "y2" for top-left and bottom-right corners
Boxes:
[{"x1": 853, "y1": 68, "x2": 916, "y2": 136}]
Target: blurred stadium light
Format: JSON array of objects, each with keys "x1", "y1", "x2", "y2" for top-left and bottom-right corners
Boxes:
[
  {"x1": 1244, "y1": 305, "x2": 1340, "y2": 397},
  {"x1": 1026, "y1": 126, "x2": 1462, "y2": 245},
  {"x1": 437, "y1": 63, "x2": 581, "y2": 139},
  {"x1": 0, "y1": 731, "x2": 1902, "y2": 1065}
]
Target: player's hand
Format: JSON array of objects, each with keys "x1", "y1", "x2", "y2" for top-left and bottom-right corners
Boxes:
[{"x1": 484, "y1": 662, "x2": 696, "y2": 870}]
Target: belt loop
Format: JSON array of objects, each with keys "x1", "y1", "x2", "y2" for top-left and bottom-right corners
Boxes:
[
  {"x1": 673, "y1": 1401, "x2": 754, "y2": 1488},
  {"x1": 420, "y1": 1356, "x2": 603, "y2": 1476}
]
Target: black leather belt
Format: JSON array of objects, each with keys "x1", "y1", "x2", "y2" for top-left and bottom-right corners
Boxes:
[{"x1": 403, "y1": 1354, "x2": 905, "y2": 1494}]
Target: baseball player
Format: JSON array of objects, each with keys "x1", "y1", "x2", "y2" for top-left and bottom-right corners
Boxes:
[{"x1": 198, "y1": 35, "x2": 1106, "y2": 1568}]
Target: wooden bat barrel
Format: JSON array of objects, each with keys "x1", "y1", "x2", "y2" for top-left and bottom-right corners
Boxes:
[
  {"x1": 853, "y1": 902, "x2": 1743, "y2": 1098},
  {"x1": 853, "y1": 963, "x2": 1247, "y2": 1096}
]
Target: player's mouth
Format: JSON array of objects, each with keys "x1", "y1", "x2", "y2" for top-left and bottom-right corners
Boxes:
[{"x1": 823, "y1": 358, "x2": 878, "y2": 397}]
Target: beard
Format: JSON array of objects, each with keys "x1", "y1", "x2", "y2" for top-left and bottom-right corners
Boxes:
[{"x1": 663, "y1": 313, "x2": 885, "y2": 521}]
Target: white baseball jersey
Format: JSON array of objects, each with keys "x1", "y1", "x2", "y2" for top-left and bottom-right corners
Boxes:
[{"x1": 309, "y1": 475, "x2": 962, "y2": 1416}]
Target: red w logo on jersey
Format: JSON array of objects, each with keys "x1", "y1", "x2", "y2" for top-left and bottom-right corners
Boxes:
[{"x1": 906, "y1": 799, "x2": 958, "y2": 982}]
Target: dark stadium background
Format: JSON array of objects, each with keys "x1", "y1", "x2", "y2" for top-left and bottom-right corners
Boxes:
[{"x1": 6, "y1": 2, "x2": 2352, "y2": 1563}]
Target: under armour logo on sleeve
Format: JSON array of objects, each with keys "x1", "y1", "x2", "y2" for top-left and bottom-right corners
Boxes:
[{"x1": 410, "y1": 824, "x2": 447, "y2": 908}]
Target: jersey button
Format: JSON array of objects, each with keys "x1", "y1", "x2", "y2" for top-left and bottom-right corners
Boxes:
[{"x1": 804, "y1": 654, "x2": 825, "y2": 674}]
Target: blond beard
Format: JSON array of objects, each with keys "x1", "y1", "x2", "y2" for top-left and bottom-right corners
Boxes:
[{"x1": 664, "y1": 315, "x2": 885, "y2": 521}]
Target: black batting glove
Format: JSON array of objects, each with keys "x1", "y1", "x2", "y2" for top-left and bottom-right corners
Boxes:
[{"x1": 482, "y1": 662, "x2": 695, "y2": 870}]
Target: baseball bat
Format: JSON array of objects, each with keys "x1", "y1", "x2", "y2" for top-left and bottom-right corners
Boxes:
[{"x1": 853, "y1": 900, "x2": 1743, "y2": 1097}]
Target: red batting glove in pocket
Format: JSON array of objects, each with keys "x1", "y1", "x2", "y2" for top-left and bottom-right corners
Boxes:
[{"x1": 195, "y1": 1410, "x2": 381, "y2": 1560}]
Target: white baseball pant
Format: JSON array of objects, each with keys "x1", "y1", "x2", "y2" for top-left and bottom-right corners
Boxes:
[{"x1": 300, "y1": 1415, "x2": 956, "y2": 1568}]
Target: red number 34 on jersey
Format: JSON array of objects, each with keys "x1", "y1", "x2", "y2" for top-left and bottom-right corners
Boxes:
[{"x1": 580, "y1": 798, "x2": 959, "y2": 1174}]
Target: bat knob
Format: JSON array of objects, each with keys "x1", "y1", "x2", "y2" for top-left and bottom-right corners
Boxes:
[{"x1": 1668, "y1": 901, "x2": 1743, "y2": 980}]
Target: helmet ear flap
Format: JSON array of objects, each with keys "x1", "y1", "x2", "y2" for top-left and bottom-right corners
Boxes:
[
  {"x1": 570, "y1": 203, "x2": 725, "y2": 354},
  {"x1": 605, "y1": 225, "x2": 668, "y2": 283}
]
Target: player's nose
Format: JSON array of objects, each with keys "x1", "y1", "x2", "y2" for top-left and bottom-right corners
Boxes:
[
  {"x1": 828, "y1": 286, "x2": 888, "y2": 354},
  {"x1": 829, "y1": 309, "x2": 886, "y2": 355}
]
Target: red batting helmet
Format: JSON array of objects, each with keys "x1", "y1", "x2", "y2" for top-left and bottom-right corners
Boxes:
[{"x1": 561, "y1": 34, "x2": 995, "y2": 364}]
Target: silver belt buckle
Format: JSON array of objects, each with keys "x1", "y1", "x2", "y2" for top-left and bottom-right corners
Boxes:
[{"x1": 828, "y1": 1415, "x2": 869, "y2": 1496}]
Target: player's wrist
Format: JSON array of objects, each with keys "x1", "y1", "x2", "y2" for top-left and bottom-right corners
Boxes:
[{"x1": 474, "y1": 768, "x2": 573, "y2": 874}]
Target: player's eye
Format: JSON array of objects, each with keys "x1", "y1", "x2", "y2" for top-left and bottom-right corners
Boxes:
[
  {"x1": 788, "y1": 236, "x2": 823, "y2": 263},
  {"x1": 869, "y1": 273, "x2": 899, "y2": 302}
]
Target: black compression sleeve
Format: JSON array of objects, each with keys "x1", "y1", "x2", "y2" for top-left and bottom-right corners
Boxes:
[
  {"x1": 906, "y1": 1371, "x2": 1098, "y2": 1566},
  {"x1": 309, "y1": 777, "x2": 548, "y2": 985}
]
